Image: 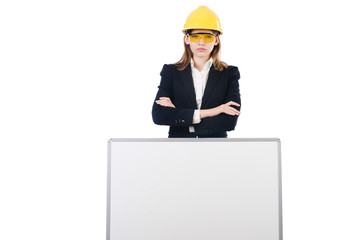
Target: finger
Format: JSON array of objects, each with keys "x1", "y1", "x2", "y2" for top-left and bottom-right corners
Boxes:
[
  {"x1": 159, "y1": 97, "x2": 170, "y2": 100},
  {"x1": 226, "y1": 101, "x2": 241, "y2": 107},
  {"x1": 226, "y1": 111, "x2": 240, "y2": 116},
  {"x1": 156, "y1": 100, "x2": 165, "y2": 104},
  {"x1": 225, "y1": 107, "x2": 240, "y2": 115},
  {"x1": 222, "y1": 104, "x2": 240, "y2": 113},
  {"x1": 157, "y1": 100, "x2": 174, "y2": 108},
  {"x1": 160, "y1": 98, "x2": 171, "y2": 103},
  {"x1": 228, "y1": 106, "x2": 240, "y2": 112},
  {"x1": 224, "y1": 110, "x2": 236, "y2": 116},
  {"x1": 230, "y1": 108, "x2": 240, "y2": 115},
  {"x1": 228, "y1": 101, "x2": 241, "y2": 107},
  {"x1": 156, "y1": 100, "x2": 168, "y2": 106}
]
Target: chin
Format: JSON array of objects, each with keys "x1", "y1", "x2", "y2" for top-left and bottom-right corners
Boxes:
[{"x1": 194, "y1": 52, "x2": 210, "y2": 57}]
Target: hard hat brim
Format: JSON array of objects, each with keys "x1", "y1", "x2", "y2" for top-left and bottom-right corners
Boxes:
[{"x1": 182, "y1": 28, "x2": 223, "y2": 35}]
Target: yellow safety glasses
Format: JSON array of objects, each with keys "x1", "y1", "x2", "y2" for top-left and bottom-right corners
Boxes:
[{"x1": 188, "y1": 33, "x2": 216, "y2": 43}]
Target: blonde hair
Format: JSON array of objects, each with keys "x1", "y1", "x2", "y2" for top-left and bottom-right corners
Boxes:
[{"x1": 174, "y1": 30, "x2": 228, "y2": 71}]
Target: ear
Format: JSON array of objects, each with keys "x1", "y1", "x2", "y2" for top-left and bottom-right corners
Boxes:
[
  {"x1": 184, "y1": 35, "x2": 190, "y2": 45},
  {"x1": 214, "y1": 36, "x2": 219, "y2": 46}
]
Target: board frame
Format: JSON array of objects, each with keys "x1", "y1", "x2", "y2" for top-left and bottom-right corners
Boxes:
[{"x1": 107, "y1": 138, "x2": 282, "y2": 240}]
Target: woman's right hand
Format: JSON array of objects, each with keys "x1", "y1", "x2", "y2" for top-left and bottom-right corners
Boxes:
[
  {"x1": 200, "y1": 101, "x2": 240, "y2": 119},
  {"x1": 155, "y1": 97, "x2": 176, "y2": 108}
]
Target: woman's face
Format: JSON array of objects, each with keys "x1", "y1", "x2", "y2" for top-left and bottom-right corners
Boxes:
[{"x1": 184, "y1": 29, "x2": 219, "y2": 59}]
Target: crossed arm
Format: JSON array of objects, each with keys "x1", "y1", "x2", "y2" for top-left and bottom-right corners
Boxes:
[
  {"x1": 152, "y1": 64, "x2": 241, "y2": 132},
  {"x1": 155, "y1": 97, "x2": 240, "y2": 119}
]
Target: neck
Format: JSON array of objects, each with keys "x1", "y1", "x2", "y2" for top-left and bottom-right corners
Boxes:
[{"x1": 192, "y1": 55, "x2": 210, "y2": 72}]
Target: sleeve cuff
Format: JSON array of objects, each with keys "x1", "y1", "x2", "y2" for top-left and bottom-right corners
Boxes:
[{"x1": 192, "y1": 109, "x2": 201, "y2": 124}]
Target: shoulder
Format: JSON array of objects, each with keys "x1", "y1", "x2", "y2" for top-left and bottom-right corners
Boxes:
[
  {"x1": 224, "y1": 65, "x2": 240, "y2": 80},
  {"x1": 225, "y1": 64, "x2": 239, "y2": 72},
  {"x1": 160, "y1": 63, "x2": 179, "y2": 76}
]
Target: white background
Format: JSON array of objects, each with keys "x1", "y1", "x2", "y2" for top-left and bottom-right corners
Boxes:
[{"x1": 0, "y1": 0, "x2": 361, "y2": 239}]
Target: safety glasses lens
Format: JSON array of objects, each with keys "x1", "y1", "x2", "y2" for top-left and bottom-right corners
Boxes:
[{"x1": 189, "y1": 34, "x2": 215, "y2": 43}]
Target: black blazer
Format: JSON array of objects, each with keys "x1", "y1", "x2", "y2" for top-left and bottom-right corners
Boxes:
[{"x1": 152, "y1": 63, "x2": 241, "y2": 138}]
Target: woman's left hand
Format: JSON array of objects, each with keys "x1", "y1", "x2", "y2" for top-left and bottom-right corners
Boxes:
[{"x1": 155, "y1": 97, "x2": 176, "y2": 108}]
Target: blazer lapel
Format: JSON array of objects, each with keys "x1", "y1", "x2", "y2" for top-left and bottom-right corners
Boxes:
[
  {"x1": 202, "y1": 66, "x2": 223, "y2": 108},
  {"x1": 179, "y1": 64, "x2": 197, "y2": 108}
]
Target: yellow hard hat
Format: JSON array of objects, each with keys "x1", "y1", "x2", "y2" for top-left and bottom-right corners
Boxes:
[{"x1": 183, "y1": 6, "x2": 223, "y2": 35}]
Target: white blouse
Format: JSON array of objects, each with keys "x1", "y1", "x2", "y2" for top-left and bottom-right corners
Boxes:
[{"x1": 189, "y1": 57, "x2": 213, "y2": 133}]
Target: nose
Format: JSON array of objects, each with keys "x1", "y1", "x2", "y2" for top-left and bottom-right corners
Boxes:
[{"x1": 198, "y1": 38, "x2": 205, "y2": 44}]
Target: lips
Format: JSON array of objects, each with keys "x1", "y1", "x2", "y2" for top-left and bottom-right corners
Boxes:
[{"x1": 197, "y1": 48, "x2": 206, "y2": 51}]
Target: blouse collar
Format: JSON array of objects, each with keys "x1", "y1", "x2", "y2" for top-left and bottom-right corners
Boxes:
[{"x1": 190, "y1": 57, "x2": 213, "y2": 72}]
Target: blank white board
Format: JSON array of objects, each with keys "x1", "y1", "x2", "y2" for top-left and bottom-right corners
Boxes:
[{"x1": 107, "y1": 138, "x2": 282, "y2": 240}]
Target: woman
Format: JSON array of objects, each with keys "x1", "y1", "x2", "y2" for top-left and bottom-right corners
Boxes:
[{"x1": 152, "y1": 6, "x2": 241, "y2": 138}]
